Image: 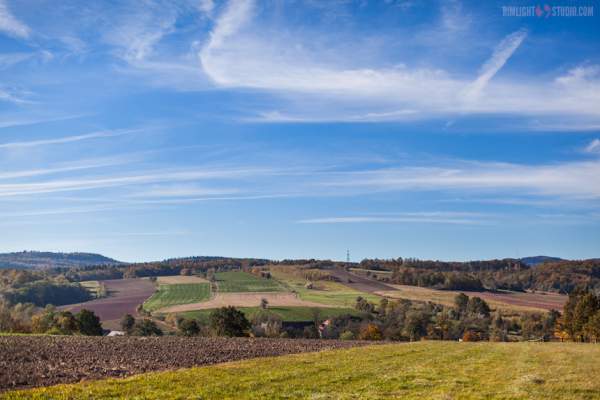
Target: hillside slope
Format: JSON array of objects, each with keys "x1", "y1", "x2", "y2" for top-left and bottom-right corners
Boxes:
[
  {"x1": 5, "y1": 342, "x2": 600, "y2": 399},
  {"x1": 0, "y1": 251, "x2": 122, "y2": 269}
]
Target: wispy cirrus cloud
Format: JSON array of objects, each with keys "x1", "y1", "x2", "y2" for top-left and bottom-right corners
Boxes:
[
  {"x1": 0, "y1": 166, "x2": 275, "y2": 198},
  {"x1": 298, "y1": 212, "x2": 488, "y2": 225},
  {"x1": 0, "y1": 156, "x2": 137, "y2": 181},
  {"x1": 126, "y1": 184, "x2": 240, "y2": 199},
  {"x1": 323, "y1": 160, "x2": 600, "y2": 200},
  {"x1": 0, "y1": 128, "x2": 140, "y2": 149},
  {"x1": 0, "y1": 0, "x2": 30, "y2": 39},
  {"x1": 584, "y1": 139, "x2": 600, "y2": 154},
  {"x1": 3, "y1": 157, "x2": 599, "y2": 202},
  {"x1": 199, "y1": 0, "x2": 600, "y2": 124},
  {"x1": 0, "y1": 114, "x2": 88, "y2": 130},
  {"x1": 100, "y1": 1, "x2": 180, "y2": 63}
]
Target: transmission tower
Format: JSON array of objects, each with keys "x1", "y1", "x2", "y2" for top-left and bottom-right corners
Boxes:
[{"x1": 346, "y1": 249, "x2": 350, "y2": 263}]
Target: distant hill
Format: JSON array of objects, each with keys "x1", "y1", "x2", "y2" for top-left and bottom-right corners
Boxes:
[
  {"x1": 0, "y1": 251, "x2": 123, "y2": 269},
  {"x1": 520, "y1": 256, "x2": 565, "y2": 266}
]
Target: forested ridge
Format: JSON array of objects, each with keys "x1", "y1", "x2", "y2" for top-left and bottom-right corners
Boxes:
[
  {"x1": 0, "y1": 251, "x2": 121, "y2": 269},
  {"x1": 358, "y1": 258, "x2": 600, "y2": 293}
]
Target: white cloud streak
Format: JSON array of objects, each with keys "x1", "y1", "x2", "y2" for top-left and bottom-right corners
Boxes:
[
  {"x1": 0, "y1": 114, "x2": 88, "y2": 130},
  {"x1": 584, "y1": 139, "x2": 600, "y2": 154},
  {"x1": 298, "y1": 212, "x2": 488, "y2": 225},
  {"x1": 0, "y1": 0, "x2": 30, "y2": 39},
  {"x1": 0, "y1": 156, "x2": 136, "y2": 181},
  {"x1": 463, "y1": 29, "x2": 527, "y2": 101},
  {"x1": 0, "y1": 129, "x2": 140, "y2": 149},
  {"x1": 0, "y1": 167, "x2": 274, "y2": 198},
  {"x1": 323, "y1": 160, "x2": 600, "y2": 199},
  {"x1": 199, "y1": 1, "x2": 600, "y2": 123}
]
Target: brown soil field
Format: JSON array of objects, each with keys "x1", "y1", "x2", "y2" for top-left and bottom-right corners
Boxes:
[
  {"x1": 470, "y1": 289, "x2": 566, "y2": 311},
  {"x1": 158, "y1": 292, "x2": 335, "y2": 313},
  {"x1": 327, "y1": 268, "x2": 398, "y2": 293},
  {"x1": 155, "y1": 275, "x2": 209, "y2": 284},
  {"x1": 60, "y1": 279, "x2": 156, "y2": 329},
  {"x1": 378, "y1": 285, "x2": 567, "y2": 312},
  {"x1": 0, "y1": 336, "x2": 369, "y2": 391}
]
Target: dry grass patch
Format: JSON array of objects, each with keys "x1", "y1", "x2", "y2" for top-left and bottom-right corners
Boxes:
[
  {"x1": 378, "y1": 285, "x2": 566, "y2": 313},
  {"x1": 156, "y1": 275, "x2": 208, "y2": 284}
]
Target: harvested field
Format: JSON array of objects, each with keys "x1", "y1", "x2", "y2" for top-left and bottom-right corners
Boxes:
[
  {"x1": 155, "y1": 275, "x2": 208, "y2": 284},
  {"x1": 470, "y1": 289, "x2": 566, "y2": 312},
  {"x1": 378, "y1": 285, "x2": 567, "y2": 312},
  {"x1": 0, "y1": 336, "x2": 369, "y2": 392},
  {"x1": 60, "y1": 279, "x2": 156, "y2": 330},
  {"x1": 158, "y1": 292, "x2": 333, "y2": 313},
  {"x1": 327, "y1": 268, "x2": 397, "y2": 293}
]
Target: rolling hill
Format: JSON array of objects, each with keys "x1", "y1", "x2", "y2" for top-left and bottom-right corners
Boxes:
[
  {"x1": 0, "y1": 251, "x2": 122, "y2": 269},
  {"x1": 520, "y1": 256, "x2": 565, "y2": 266}
]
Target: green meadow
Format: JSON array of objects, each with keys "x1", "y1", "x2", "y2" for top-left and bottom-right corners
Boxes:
[
  {"x1": 143, "y1": 283, "x2": 211, "y2": 312},
  {"x1": 215, "y1": 271, "x2": 285, "y2": 293}
]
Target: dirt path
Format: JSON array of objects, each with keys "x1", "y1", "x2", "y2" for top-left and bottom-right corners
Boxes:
[{"x1": 158, "y1": 292, "x2": 336, "y2": 313}]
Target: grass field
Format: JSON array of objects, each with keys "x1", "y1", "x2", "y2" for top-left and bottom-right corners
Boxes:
[
  {"x1": 271, "y1": 269, "x2": 382, "y2": 307},
  {"x1": 180, "y1": 306, "x2": 361, "y2": 322},
  {"x1": 7, "y1": 341, "x2": 600, "y2": 399},
  {"x1": 216, "y1": 271, "x2": 284, "y2": 293},
  {"x1": 143, "y1": 283, "x2": 211, "y2": 312}
]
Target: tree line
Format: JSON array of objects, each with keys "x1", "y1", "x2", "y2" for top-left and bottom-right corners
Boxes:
[{"x1": 357, "y1": 258, "x2": 600, "y2": 293}]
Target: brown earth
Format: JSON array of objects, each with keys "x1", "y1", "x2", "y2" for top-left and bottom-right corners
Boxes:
[
  {"x1": 158, "y1": 292, "x2": 334, "y2": 313},
  {"x1": 468, "y1": 289, "x2": 566, "y2": 311},
  {"x1": 327, "y1": 268, "x2": 398, "y2": 293},
  {"x1": 379, "y1": 284, "x2": 567, "y2": 312},
  {"x1": 60, "y1": 279, "x2": 156, "y2": 330},
  {"x1": 0, "y1": 336, "x2": 370, "y2": 392}
]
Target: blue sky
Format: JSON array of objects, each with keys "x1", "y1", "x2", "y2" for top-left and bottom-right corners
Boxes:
[{"x1": 0, "y1": 0, "x2": 599, "y2": 262}]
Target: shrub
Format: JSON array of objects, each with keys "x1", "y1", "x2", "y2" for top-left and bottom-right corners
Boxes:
[
  {"x1": 120, "y1": 314, "x2": 135, "y2": 334},
  {"x1": 76, "y1": 309, "x2": 103, "y2": 336},
  {"x1": 131, "y1": 319, "x2": 163, "y2": 336},
  {"x1": 178, "y1": 318, "x2": 201, "y2": 336},
  {"x1": 462, "y1": 330, "x2": 481, "y2": 342},
  {"x1": 209, "y1": 307, "x2": 250, "y2": 337},
  {"x1": 359, "y1": 324, "x2": 383, "y2": 341},
  {"x1": 340, "y1": 330, "x2": 355, "y2": 340}
]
